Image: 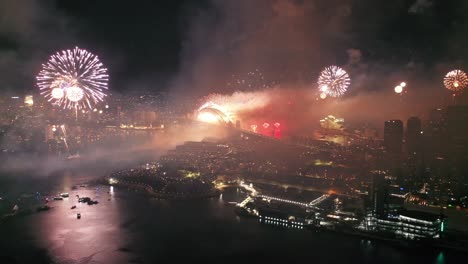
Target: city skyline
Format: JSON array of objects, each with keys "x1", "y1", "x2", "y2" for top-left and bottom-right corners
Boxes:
[{"x1": 1, "y1": 1, "x2": 468, "y2": 263}]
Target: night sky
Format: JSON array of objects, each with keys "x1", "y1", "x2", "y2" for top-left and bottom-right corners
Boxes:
[{"x1": 1, "y1": 0, "x2": 468, "y2": 94}]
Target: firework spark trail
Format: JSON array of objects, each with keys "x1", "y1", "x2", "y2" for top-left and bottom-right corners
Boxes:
[
  {"x1": 200, "y1": 91, "x2": 271, "y2": 114},
  {"x1": 317, "y1": 66, "x2": 350, "y2": 97},
  {"x1": 227, "y1": 69, "x2": 278, "y2": 91},
  {"x1": 37, "y1": 47, "x2": 109, "y2": 110}
]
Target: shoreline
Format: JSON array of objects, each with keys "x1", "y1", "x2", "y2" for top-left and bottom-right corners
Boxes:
[
  {"x1": 234, "y1": 206, "x2": 468, "y2": 255},
  {"x1": 98, "y1": 178, "x2": 220, "y2": 201}
]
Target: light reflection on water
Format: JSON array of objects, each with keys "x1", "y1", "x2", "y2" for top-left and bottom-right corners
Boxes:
[{"x1": 28, "y1": 186, "x2": 131, "y2": 264}]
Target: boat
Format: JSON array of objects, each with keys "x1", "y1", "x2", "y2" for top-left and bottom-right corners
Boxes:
[
  {"x1": 53, "y1": 196, "x2": 63, "y2": 201},
  {"x1": 65, "y1": 154, "x2": 81, "y2": 160},
  {"x1": 87, "y1": 200, "x2": 99, "y2": 205},
  {"x1": 78, "y1": 197, "x2": 91, "y2": 203},
  {"x1": 36, "y1": 205, "x2": 50, "y2": 212},
  {"x1": 71, "y1": 205, "x2": 76, "y2": 209},
  {"x1": 60, "y1": 193, "x2": 69, "y2": 198},
  {"x1": 12, "y1": 204, "x2": 19, "y2": 213}
]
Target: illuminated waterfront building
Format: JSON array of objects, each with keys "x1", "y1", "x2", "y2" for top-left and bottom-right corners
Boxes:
[{"x1": 374, "y1": 210, "x2": 444, "y2": 240}]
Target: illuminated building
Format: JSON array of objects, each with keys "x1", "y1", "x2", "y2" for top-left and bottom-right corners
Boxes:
[
  {"x1": 370, "y1": 172, "x2": 388, "y2": 218},
  {"x1": 374, "y1": 210, "x2": 444, "y2": 240}
]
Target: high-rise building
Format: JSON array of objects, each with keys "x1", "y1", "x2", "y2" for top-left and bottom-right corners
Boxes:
[
  {"x1": 446, "y1": 105, "x2": 468, "y2": 194},
  {"x1": 384, "y1": 120, "x2": 403, "y2": 155},
  {"x1": 406, "y1": 117, "x2": 422, "y2": 155},
  {"x1": 446, "y1": 106, "x2": 468, "y2": 158},
  {"x1": 370, "y1": 172, "x2": 388, "y2": 218},
  {"x1": 424, "y1": 108, "x2": 446, "y2": 158}
]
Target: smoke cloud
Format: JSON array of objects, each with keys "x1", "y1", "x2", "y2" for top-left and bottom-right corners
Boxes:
[
  {"x1": 173, "y1": 0, "x2": 459, "y2": 135},
  {"x1": 0, "y1": 122, "x2": 228, "y2": 177}
]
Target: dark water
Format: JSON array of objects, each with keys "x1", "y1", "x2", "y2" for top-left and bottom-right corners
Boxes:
[{"x1": 0, "y1": 176, "x2": 466, "y2": 263}]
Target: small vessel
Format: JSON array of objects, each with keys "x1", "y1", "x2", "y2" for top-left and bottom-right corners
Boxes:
[
  {"x1": 77, "y1": 213, "x2": 81, "y2": 219},
  {"x1": 66, "y1": 154, "x2": 81, "y2": 160},
  {"x1": 78, "y1": 197, "x2": 91, "y2": 203},
  {"x1": 87, "y1": 200, "x2": 98, "y2": 205},
  {"x1": 71, "y1": 205, "x2": 76, "y2": 209},
  {"x1": 36, "y1": 205, "x2": 50, "y2": 212},
  {"x1": 53, "y1": 196, "x2": 63, "y2": 201},
  {"x1": 60, "y1": 193, "x2": 69, "y2": 198}
]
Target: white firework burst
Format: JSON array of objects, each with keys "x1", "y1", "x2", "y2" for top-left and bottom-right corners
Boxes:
[
  {"x1": 317, "y1": 66, "x2": 350, "y2": 97},
  {"x1": 37, "y1": 47, "x2": 109, "y2": 109}
]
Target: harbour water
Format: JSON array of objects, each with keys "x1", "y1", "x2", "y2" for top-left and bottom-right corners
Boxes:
[{"x1": 0, "y1": 173, "x2": 466, "y2": 263}]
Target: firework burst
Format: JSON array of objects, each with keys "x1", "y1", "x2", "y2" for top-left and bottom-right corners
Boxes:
[
  {"x1": 444, "y1": 69, "x2": 468, "y2": 92},
  {"x1": 37, "y1": 47, "x2": 109, "y2": 109},
  {"x1": 317, "y1": 66, "x2": 350, "y2": 97}
]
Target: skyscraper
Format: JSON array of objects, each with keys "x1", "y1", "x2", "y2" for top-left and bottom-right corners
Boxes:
[
  {"x1": 424, "y1": 108, "x2": 447, "y2": 160},
  {"x1": 370, "y1": 172, "x2": 388, "y2": 218},
  {"x1": 446, "y1": 105, "x2": 468, "y2": 195},
  {"x1": 384, "y1": 120, "x2": 403, "y2": 156},
  {"x1": 406, "y1": 117, "x2": 422, "y2": 156},
  {"x1": 446, "y1": 106, "x2": 468, "y2": 159}
]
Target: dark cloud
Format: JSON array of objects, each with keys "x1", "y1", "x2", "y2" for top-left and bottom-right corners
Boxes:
[
  {"x1": 0, "y1": 0, "x2": 75, "y2": 93},
  {"x1": 409, "y1": 0, "x2": 433, "y2": 14}
]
